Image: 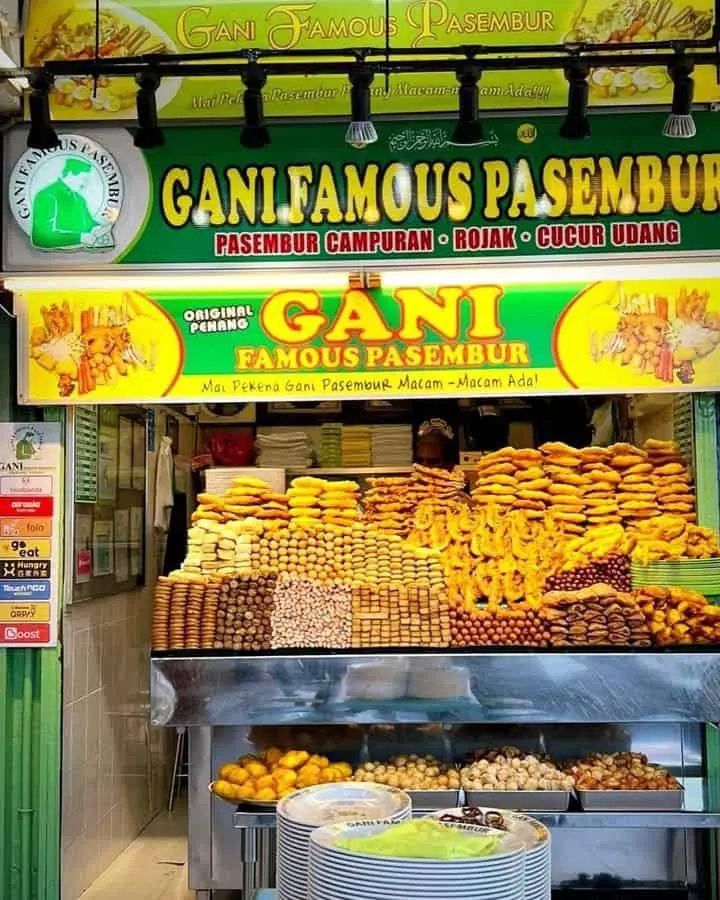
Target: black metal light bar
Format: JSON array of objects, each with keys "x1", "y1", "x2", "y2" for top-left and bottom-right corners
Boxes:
[
  {"x1": 6, "y1": 47, "x2": 719, "y2": 83},
  {"x1": 14, "y1": 36, "x2": 720, "y2": 71}
]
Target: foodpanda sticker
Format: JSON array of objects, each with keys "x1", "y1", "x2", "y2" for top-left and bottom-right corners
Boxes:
[{"x1": 9, "y1": 134, "x2": 123, "y2": 252}]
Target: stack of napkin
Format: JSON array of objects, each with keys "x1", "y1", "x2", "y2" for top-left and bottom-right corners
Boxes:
[
  {"x1": 341, "y1": 426, "x2": 372, "y2": 467},
  {"x1": 255, "y1": 431, "x2": 314, "y2": 468},
  {"x1": 319, "y1": 423, "x2": 343, "y2": 467},
  {"x1": 371, "y1": 425, "x2": 413, "y2": 466}
]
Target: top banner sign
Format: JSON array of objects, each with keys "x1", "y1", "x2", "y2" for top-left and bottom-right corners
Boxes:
[
  {"x1": 6, "y1": 112, "x2": 720, "y2": 270},
  {"x1": 25, "y1": 0, "x2": 717, "y2": 120}
]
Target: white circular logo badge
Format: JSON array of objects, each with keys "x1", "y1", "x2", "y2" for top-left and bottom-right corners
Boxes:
[{"x1": 9, "y1": 134, "x2": 124, "y2": 253}]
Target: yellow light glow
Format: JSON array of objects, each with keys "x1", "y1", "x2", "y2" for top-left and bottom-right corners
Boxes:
[
  {"x1": 380, "y1": 260, "x2": 720, "y2": 288},
  {"x1": 3, "y1": 271, "x2": 351, "y2": 293},
  {"x1": 6, "y1": 259, "x2": 720, "y2": 295}
]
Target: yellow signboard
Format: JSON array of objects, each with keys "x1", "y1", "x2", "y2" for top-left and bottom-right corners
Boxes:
[
  {"x1": 16, "y1": 277, "x2": 720, "y2": 404},
  {"x1": 25, "y1": 0, "x2": 717, "y2": 119}
]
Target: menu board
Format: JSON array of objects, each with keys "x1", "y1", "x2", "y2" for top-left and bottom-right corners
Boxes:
[
  {"x1": 118, "y1": 416, "x2": 133, "y2": 489},
  {"x1": 132, "y1": 420, "x2": 146, "y2": 490},
  {"x1": 98, "y1": 409, "x2": 119, "y2": 503},
  {"x1": 75, "y1": 406, "x2": 98, "y2": 503},
  {"x1": 0, "y1": 422, "x2": 61, "y2": 647},
  {"x1": 73, "y1": 406, "x2": 146, "y2": 602}
]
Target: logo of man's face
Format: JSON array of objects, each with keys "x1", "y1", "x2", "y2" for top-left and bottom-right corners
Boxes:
[{"x1": 64, "y1": 170, "x2": 91, "y2": 193}]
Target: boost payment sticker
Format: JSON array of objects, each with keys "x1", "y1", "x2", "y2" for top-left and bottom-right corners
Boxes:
[{"x1": 0, "y1": 623, "x2": 51, "y2": 644}]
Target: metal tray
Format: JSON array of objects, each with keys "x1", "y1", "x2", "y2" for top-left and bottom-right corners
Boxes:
[
  {"x1": 577, "y1": 789, "x2": 684, "y2": 811},
  {"x1": 209, "y1": 782, "x2": 278, "y2": 807},
  {"x1": 464, "y1": 790, "x2": 571, "y2": 811},
  {"x1": 407, "y1": 790, "x2": 463, "y2": 810}
]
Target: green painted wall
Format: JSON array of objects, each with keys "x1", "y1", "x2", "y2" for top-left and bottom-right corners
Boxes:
[{"x1": 0, "y1": 310, "x2": 62, "y2": 900}]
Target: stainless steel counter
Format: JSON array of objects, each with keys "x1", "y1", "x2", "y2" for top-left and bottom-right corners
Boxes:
[
  {"x1": 233, "y1": 808, "x2": 720, "y2": 829},
  {"x1": 184, "y1": 719, "x2": 717, "y2": 896},
  {"x1": 151, "y1": 652, "x2": 720, "y2": 726}
]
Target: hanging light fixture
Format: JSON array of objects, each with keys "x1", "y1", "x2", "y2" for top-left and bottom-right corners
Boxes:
[
  {"x1": 664, "y1": 55, "x2": 696, "y2": 138},
  {"x1": 451, "y1": 63, "x2": 483, "y2": 146},
  {"x1": 134, "y1": 70, "x2": 164, "y2": 149},
  {"x1": 346, "y1": 63, "x2": 377, "y2": 148},
  {"x1": 240, "y1": 62, "x2": 270, "y2": 149},
  {"x1": 27, "y1": 73, "x2": 60, "y2": 150},
  {"x1": 560, "y1": 60, "x2": 590, "y2": 140}
]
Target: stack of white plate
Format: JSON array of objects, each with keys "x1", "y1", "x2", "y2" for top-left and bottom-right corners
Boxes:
[
  {"x1": 308, "y1": 819, "x2": 526, "y2": 900},
  {"x1": 276, "y1": 783, "x2": 411, "y2": 900},
  {"x1": 428, "y1": 808, "x2": 551, "y2": 900}
]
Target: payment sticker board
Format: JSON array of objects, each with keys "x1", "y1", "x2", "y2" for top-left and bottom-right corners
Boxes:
[{"x1": 0, "y1": 423, "x2": 61, "y2": 647}]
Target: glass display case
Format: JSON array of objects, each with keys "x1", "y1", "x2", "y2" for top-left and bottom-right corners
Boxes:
[{"x1": 151, "y1": 651, "x2": 720, "y2": 898}]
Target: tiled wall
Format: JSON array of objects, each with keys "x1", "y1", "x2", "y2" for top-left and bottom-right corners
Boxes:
[
  {"x1": 61, "y1": 588, "x2": 174, "y2": 900},
  {"x1": 60, "y1": 407, "x2": 191, "y2": 899}
]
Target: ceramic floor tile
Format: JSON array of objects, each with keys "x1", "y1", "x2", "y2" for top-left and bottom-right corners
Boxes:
[{"x1": 79, "y1": 800, "x2": 191, "y2": 900}]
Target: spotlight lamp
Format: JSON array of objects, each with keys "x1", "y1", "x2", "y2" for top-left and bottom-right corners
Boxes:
[
  {"x1": 134, "y1": 70, "x2": 164, "y2": 149},
  {"x1": 346, "y1": 64, "x2": 377, "y2": 149},
  {"x1": 27, "y1": 73, "x2": 60, "y2": 150},
  {"x1": 560, "y1": 60, "x2": 590, "y2": 140},
  {"x1": 451, "y1": 63, "x2": 483, "y2": 146},
  {"x1": 664, "y1": 56, "x2": 696, "y2": 139},
  {"x1": 240, "y1": 63, "x2": 270, "y2": 149}
]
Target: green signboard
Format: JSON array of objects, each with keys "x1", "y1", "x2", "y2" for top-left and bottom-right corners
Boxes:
[{"x1": 6, "y1": 111, "x2": 720, "y2": 269}]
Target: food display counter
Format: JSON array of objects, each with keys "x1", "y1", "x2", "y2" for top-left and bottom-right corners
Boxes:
[
  {"x1": 151, "y1": 651, "x2": 720, "y2": 897},
  {"x1": 145, "y1": 402, "x2": 720, "y2": 897}
]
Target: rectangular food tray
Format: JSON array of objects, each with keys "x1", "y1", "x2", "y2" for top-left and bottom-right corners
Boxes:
[
  {"x1": 577, "y1": 789, "x2": 684, "y2": 811},
  {"x1": 407, "y1": 790, "x2": 462, "y2": 810},
  {"x1": 463, "y1": 790, "x2": 570, "y2": 811}
]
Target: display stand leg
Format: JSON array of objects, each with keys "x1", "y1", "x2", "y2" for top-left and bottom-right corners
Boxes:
[
  {"x1": 168, "y1": 726, "x2": 187, "y2": 811},
  {"x1": 188, "y1": 727, "x2": 214, "y2": 891}
]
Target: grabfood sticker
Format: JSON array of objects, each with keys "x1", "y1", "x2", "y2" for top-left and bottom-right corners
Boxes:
[{"x1": 9, "y1": 134, "x2": 123, "y2": 252}]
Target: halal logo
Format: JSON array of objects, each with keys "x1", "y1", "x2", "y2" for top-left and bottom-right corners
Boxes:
[{"x1": 9, "y1": 134, "x2": 123, "y2": 252}]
